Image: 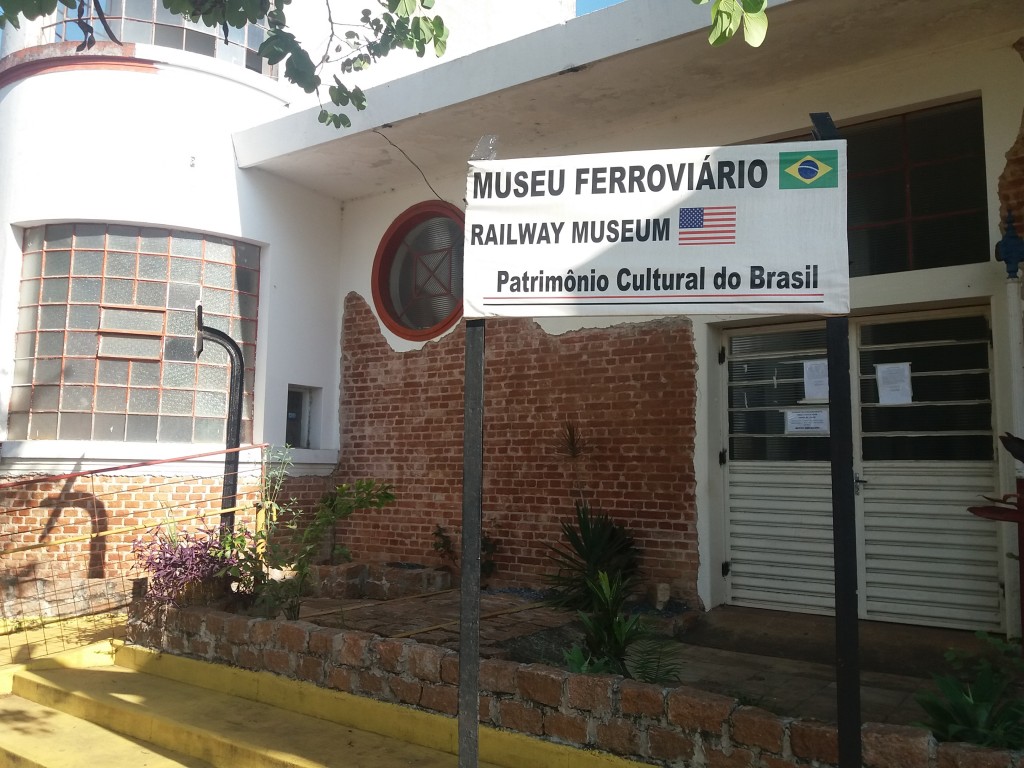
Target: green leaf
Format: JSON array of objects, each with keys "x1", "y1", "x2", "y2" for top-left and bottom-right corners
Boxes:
[
  {"x1": 708, "y1": 0, "x2": 741, "y2": 46},
  {"x1": 389, "y1": 0, "x2": 416, "y2": 17},
  {"x1": 741, "y1": 9, "x2": 768, "y2": 47},
  {"x1": 740, "y1": 0, "x2": 766, "y2": 12},
  {"x1": 420, "y1": 0, "x2": 434, "y2": 8}
]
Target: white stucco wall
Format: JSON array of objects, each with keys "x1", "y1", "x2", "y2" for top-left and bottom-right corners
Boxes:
[{"x1": 0, "y1": 51, "x2": 343, "y2": 474}]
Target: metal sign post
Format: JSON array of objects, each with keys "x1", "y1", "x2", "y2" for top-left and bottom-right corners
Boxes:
[
  {"x1": 459, "y1": 135, "x2": 498, "y2": 768},
  {"x1": 812, "y1": 112, "x2": 862, "y2": 768}
]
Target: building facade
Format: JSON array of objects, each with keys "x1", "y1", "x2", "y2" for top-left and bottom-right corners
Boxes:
[{"x1": 2, "y1": 0, "x2": 1023, "y2": 634}]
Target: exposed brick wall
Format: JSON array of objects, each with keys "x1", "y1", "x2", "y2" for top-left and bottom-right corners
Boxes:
[
  {"x1": 332, "y1": 294, "x2": 699, "y2": 601},
  {"x1": 138, "y1": 605, "x2": 1023, "y2": 768},
  {"x1": 0, "y1": 473, "x2": 259, "y2": 618},
  {"x1": 997, "y1": 39, "x2": 1024, "y2": 232}
]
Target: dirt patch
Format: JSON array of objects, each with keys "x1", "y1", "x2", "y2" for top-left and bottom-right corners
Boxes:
[{"x1": 500, "y1": 622, "x2": 586, "y2": 667}]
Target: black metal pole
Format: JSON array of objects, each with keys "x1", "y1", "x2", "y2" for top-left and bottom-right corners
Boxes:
[
  {"x1": 194, "y1": 302, "x2": 245, "y2": 530},
  {"x1": 459, "y1": 318, "x2": 485, "y2": 768},
  {"x1": 826, "y1": 316, "x2": 861, "y2": 768},
  {"x1": 459, "y1": 134, "x2": 497, "y2": 768},
  {"x1": 812, "y1": 112, "x2": 861, "y2": 768}
]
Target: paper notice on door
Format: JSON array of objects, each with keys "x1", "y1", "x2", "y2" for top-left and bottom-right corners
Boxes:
[
  {"x1": 875, "y1": 362, "x2": 913, "y2": 405},
  {"x1": 784, "y1": 408, "x2": 830, "y2": 435},
  {"x1": 802, "y1": 359, "x2": 829, "y2": 402}
]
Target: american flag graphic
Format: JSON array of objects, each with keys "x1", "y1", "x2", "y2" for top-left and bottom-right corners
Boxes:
[{"x1": 678, "y1": 206, "x2": 737, "y2": 246}]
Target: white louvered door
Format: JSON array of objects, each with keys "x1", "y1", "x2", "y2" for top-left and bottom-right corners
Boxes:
[{"x1": 724, "y1": 311, "x2": 1002, "y2": 630}]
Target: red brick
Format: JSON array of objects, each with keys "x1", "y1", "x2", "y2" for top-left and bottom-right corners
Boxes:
[
  {"x1": 263, "y1": 648, "x2": 293, "y2": 676},
  {"x1": 374, "y1": 639, "x2": 409, "y2": 673},
  {"x1": 296, "y1": 655, "x2": 324, "y2": 685},
  {"x1": 236, "y1": 647, "x2": 260, "y2": 669},
  {"x1": 729, "y1": 705, "x2": 784, "y2": 753},
  {"x1": 327, "y1": 667, "x2": 358, "y2": 693},
  {"x1": 204, "y1": 612, "x2": 228, "y2": 638},
  {"x1": 479, "y1": 694, "x2": 496, "y2": 724},
  {"x1": 335, "y1": 631, "x2": 374, "y2": 668},
  {"x1": 189, "y1": 638, "x2": 210, "y2": 657},
  {"x1": 647, "y1": 727, "x2": 693, "y2": 762},
  {"x1": 420, "y1": 684, "x2": 458, "y2": 715},
  {"x1": 389, "y1": 676, "x2": 423, "y2": 705},
  {"x1": 516, "y1": 665, "x2": 565, "y2": 708},
  {"x1": 498, "y1": 700, "x2": 543, "y2": 735},
  {"x1": 248, "y1": 619, "x2": 275, "y2": 645},
  {"x1": 566, "y1": 673, "x2": 615, "y2": 714},
  {"x1": 440, "y1": 653, "x2": 460, "y2": 685},
  {"x1": 214, "y1": 641, "x2": 237, "y2": 662},
  {"x1": 936, "y1": 742, "x2": 1014, "y2": 768},
  {"x1": 355, "y1": 670, "x2": 387, "y2": 696},
  {"x1": 479, "y1": 658, "x2": 518, "y2": 694},
  {"x1": 407, "y1": 643, "x2": 445, "y2": 683},
  {"x1": 790, "y1": 719, "x2": 839, "y2": 764},
  {"x1": 666, "y1": 686, "x2": 736, "y2": 734},
  {"x1": 180, "y1": 607, "x2": 205, "y2": 634},
  {"x1": 618, "y1": 679, "x2": 665, "y2": 717},
  {"x1": 862, "y1": 723, "x2": 932, "y2": 768},
  {"x1": 543, "y1": 711, "x2": 588, "y2": 745},
  {"x1": 308, "y1": 627, "x2": 337, "y2": 657},
  {"x1": 706, "y1": 745, "x2": 755, "y2": 767},
  {"x1": 595, "y1": 718, "x2": 640, "y2": 756},
  {"x1": 275, "y1": 621, "x2": 313, "y2": 654},
  {"x1": 224, "y1": 615, "x2": 252, "y2": 644}
]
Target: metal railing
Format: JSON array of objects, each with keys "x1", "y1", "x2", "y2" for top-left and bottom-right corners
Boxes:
[{"x1": 0, "y1": 444, "x2": 265, "y2": 666}]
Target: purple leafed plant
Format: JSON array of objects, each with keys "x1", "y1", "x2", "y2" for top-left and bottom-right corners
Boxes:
[{"x1": 132, "y1": 527, "x2": 236, "y2": 606}]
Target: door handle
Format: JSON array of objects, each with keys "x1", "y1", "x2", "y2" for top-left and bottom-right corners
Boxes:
[{"x1": 854, "y1": 473, "x2": 868, "y2": 496}]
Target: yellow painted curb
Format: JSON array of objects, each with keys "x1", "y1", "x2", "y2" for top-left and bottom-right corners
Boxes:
[{"x1": 113, "y1": 645, "x2": 646, "y2": 768}]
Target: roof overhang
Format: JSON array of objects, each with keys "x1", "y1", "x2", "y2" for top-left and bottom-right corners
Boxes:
[{"x1": 233, "y1": 0, "x2": 1022, "y2": 203}]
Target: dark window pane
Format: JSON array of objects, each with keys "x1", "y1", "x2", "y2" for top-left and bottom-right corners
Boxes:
[
  {"x1": 154, "y1": 23, "x2": 184, "y2": 47},
  {"x1": 849, "y1": 224, "x2": 908, "y2": 277},
  {"x1": 184, "y1": 29, "x2": 216, "y2": 56},
  {"x1": 911, "y1": 212, "x2": 989, "y2": 269},
  {"x1": 863, "y1": 435, "x2": 993, "y2": 461},
  {"x1": 729, "y1": 436, "x2": 831, "y2": 461},
  {"x1": 848, "y1": 171, "x2": 904, "y2": 227}
]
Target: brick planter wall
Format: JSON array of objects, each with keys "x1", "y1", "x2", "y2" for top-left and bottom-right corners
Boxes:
[
  {"x1": 129, "y1": 605, "x2": 1024, "y2": 768},
  {"x1": 333, "y1": 295, "x2": 699, "y2": 602}
]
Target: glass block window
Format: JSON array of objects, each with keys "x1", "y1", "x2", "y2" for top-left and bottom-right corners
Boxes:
[
  {"x1": 9, "y1": 224, "x2": 260, "y2": 444},
  {"x1": 45, "y1": 0, "x2": 274, "y2": 77}
]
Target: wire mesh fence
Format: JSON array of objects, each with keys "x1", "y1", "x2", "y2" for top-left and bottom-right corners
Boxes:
[{"x1": 1, "y1": 445, "x2": 265, "y2": 666}]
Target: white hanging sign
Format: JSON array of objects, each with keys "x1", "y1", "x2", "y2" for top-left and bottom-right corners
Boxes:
[
  {"x1": 785, "y1": 408, "x2": 831, "y2": 435},
  {"x1": 802, "y1": 359, "x2": 830, "y2": 402},
  {"x1": 876, "y1": 362, "x2": 913, "y2": 405},
  {"x1": 463, "y1": 141, "x2": 848, "y2": 318}
]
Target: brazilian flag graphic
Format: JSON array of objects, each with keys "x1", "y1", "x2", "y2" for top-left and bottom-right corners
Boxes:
[{"x1": 779, "y1": 150, "x2": 839, "y2": 189}]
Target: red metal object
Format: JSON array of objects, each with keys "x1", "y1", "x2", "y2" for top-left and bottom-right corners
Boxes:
[{"x1": 968, "y1": 477, "x2": 1024, "y2": 637}]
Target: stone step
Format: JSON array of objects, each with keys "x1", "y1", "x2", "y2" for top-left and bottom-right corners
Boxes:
[
  {"x1": 10, "y1": 664, "x2": 493, "y2": 768},
  {"x1": 0, "y1": 693, "x2": 211, "y2": 767}
]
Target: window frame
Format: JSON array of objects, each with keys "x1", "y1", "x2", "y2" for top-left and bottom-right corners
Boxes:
[{"x1": 371, "y1": 200, "x2": 465, "y2": 342}]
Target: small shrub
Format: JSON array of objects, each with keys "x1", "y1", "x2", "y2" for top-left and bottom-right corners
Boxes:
[
  {"x1": 915, "y1": 633, "x2": 1024, "y2": 749},
  {"x1": 132, "y1": 526, "x2": 233, "y2": 606},
  {"x1": 563, "y1": 644, "x2": 616, "y2": 674},
  {"x1": 577, "y1": 570, "x2": 646, "y2": 675},
  {"x1": 546, "y1": 501, "x2": 640, "y2": 611},
  {"x1": 431, "y1": 524, "x2": 499, "y2": 581}
]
